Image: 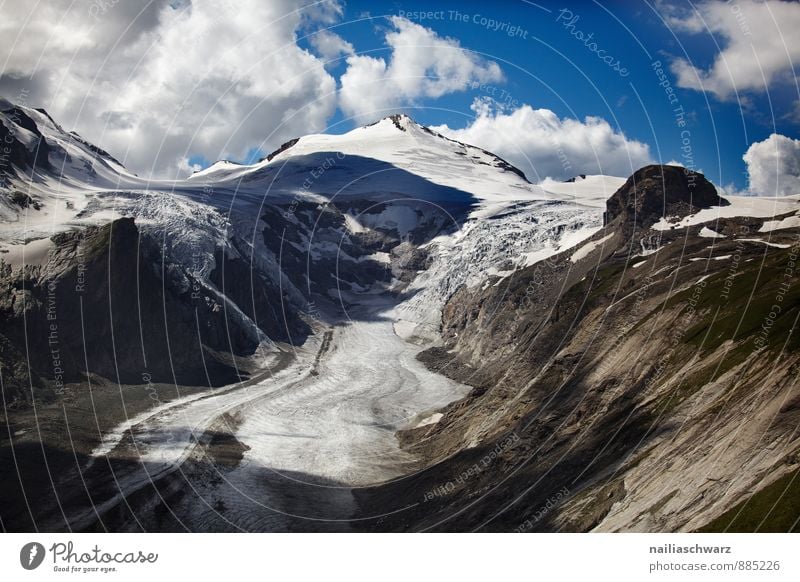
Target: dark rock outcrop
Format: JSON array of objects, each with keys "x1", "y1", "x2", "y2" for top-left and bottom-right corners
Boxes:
[
  {"x1": 0, "y1": 106, "x2": 52, "y2": 178},
  {"x1": 0, "y1": 218, "x2": 270, "y2": 406},
  {"x1": 604, "y1": 164, "x2": 727, "y2": 231}
]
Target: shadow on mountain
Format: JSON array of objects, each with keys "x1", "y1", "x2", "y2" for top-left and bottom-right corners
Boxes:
[
  {"x1": 249, "y1": 156, "x2": 479, "y2": 326},
  {"x1": 232, "y1": 152, "x2": 481, "y2": 207},
  {"x1": 0, "y1": 437, "x2": 358, "y2": 532}
]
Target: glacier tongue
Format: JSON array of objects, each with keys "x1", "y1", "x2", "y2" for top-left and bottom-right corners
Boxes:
[{"x1": 1, "y1": 105, "x2": 632, "y2": 530}]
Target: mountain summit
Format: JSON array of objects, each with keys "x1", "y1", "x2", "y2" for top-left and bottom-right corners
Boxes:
[
  {"x1": 604, "y1": 164, "x2": 729, "y2": 230},
  {"x1": 189, "y1": 113, "x2": 537, "y2": 206}
]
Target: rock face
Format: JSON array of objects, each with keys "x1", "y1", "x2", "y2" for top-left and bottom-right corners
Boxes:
[
  {"x1": 0, "y1": 105, "x2": 51, "y2": 180},
  {"x1": 0, "y1": 218, "x2": 273, "y2": 406},
  {"x1": 358, "y1": 168, "x2": 800, "y2": 533},
  {"x1": 604, "y1": 164, "x2": 727, "y2": 230}
]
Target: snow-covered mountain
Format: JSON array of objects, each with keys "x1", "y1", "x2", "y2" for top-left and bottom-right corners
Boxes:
[{"x1": 189, "y1": 114, "x2": 536, "y2": 202}]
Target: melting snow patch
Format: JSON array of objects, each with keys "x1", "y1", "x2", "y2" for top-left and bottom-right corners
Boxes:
[
  {"x1": 760, "y1": 214, "x2": 800, "y2": 233},
  {"x1": 738, "y1": 238, "x2": 792, "y2": 249},
  {"x1": 639, "y1": 242, "x2": 665, "y2": 257},
  {"x1": 414, "y1": 413, "x2": 443, "y2": 428},
  {"x1": 570, "y1": 232, "x2": 614, "y2": 263},
  {"x1": 652, "y1": 216, "x2": 682, "y2": 230},
  {"x1": 699, "y1": 226, "x2": 725, "y2": 238},
  {"x1": 653, "y1": 195, "x2": 800, "y2": 231}
]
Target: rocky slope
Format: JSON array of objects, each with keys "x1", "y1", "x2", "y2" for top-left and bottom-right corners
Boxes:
[{"x1": 359, "y1": 165, "x2": 800, "y2": 532}]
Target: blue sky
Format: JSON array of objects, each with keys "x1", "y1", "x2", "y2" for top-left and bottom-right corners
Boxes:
[{"x1": 295, "y1": 0, "x2": 797, "y2": 191}]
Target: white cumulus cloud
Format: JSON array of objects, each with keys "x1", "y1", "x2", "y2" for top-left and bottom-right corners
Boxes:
[
  {"x1": 0, "y1": 0, "x2": 340, "y2": 177},
  {"x1": 666, "y1": 0, "x2": 800, "y2": 100},
  {"x1": 310, "y1": 30, "x2": 354, "y2": 63},
  {"x1": 339, "y1": 16, "x2": 503, "y2": 123},
  {"x1": 431, "y1": 98, "x2": 653, "y2": 181},
  {"x1": 743, "y1": 133, "x2": 800, "y2": 196}
]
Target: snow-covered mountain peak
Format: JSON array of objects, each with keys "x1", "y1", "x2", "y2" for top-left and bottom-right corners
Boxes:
[
  {"x1": 0, "y1": 102, "x2": 135, "y2": 189},
  {"x1": 189, "y1": 112, "x2": 554, "y2": 208},
  {"x1": 191, "y1": 115, "x2": 419, "y2": 181},
  {"x1": 366, "y1": 113, "x2": 417, "y2": 131}
]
